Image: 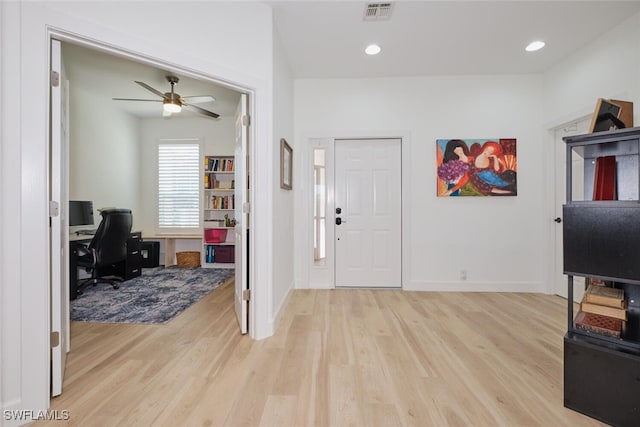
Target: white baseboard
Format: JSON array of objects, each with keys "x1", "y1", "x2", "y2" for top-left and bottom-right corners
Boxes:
[
  {"x1": 301, "y1": 280, "x2": 547, "y2": 293},
  {"x1": 267, "y1": 282, "x2": 294, "y2": 338},
  {"x1": 404, "y1": 280, "x2": 546, "y2": 293}
]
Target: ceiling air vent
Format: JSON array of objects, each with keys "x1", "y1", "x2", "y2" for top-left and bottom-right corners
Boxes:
[{"x1": 363, "y1": 3, "x2": 393, "y2": 21}]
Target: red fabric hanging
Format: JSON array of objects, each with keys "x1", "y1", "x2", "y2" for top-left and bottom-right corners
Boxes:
[{"x1": 592, "y1": 156, "x2": 617, "y2": 201}]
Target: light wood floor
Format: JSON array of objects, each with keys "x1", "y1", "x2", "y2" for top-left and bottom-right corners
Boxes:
[{"x1": 34, "y1": 282, "x2": 606, "y2": 427}]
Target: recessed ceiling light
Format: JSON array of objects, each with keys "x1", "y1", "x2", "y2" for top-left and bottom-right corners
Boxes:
[
  {"x1": 525, "y1": 41, "x2": 546, "y2": 52},
  {"x1": 365, "y1": 44, "x2": 381, "y2": 55}
]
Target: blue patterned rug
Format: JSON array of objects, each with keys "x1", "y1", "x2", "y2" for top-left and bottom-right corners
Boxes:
[{"x1": 71, "y1": 267, "x2": 234, "y2": 324}]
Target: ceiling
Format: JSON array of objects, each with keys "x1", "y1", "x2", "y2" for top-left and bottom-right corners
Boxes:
[
  {"x1": 271, "y1": 0, "x2": 640, "y2": 78},
  {"x1": 62, "y1": 43, "x2": 242, "y2": 120},
  {"x1": 63, "y1": 1, "x2": 640, "y2": 119}
]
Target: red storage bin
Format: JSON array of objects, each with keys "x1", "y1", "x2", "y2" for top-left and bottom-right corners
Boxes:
[
  {"x1": 204, "y1": 228, "x2": 227, "y2": 243},
  {"x1": 214, "y1": 245, "x2": 235, "y2": 263}
]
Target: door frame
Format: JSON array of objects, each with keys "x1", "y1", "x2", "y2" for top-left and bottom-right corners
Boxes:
[
  {"x1": 547, "y1": 113, "x2": 592, "y2": 299},
  {"x1": 334, "y1": 138, "x2": 403, "y2": 288},
  {"x1": 46, "y1": 28, "x2": 259, "y2": 392},
  {"x1": 301, "y1": 132, "x2": 412, "y2": 290},
  {"x1": 234, "y1": 94, "x2": 249, "y2": 334},
  {"x1": 50, "y1": 38, "x2": 69, "y2": 397}
]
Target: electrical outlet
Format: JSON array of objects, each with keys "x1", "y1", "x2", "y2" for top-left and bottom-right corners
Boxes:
[{"x1": 460, "y1": 269, "x2": 467, "y2": 281}]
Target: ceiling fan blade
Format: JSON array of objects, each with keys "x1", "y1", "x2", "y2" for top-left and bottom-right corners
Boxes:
[
  {"x1": 112, "y1": 98, "x2": 162, "y2": 102},
  {"x1": 134, "y1": 81, "x2": 167, "y2": 99},
  {"x1": 182, "y1": 95, "x2": 216, "y2": 104},
  {"x1": 183, "y1": 102, "x2": 220, "y2": 119}
]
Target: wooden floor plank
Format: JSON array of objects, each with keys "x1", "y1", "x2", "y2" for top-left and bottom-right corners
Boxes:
[{"x1": 34, "y1": 283, "x2": 606, "y2": 426}]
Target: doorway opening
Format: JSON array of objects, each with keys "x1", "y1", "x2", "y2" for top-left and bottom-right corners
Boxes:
[
  {"x1": 49, "y1": 32, "x2": 254, "y2": 397},
  {"x1": 551, "y1": 115, "x2": 591, "y2": 301}
]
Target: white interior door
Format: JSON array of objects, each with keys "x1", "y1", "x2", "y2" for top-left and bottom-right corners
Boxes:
[
  {"x1": 234, "y1": 94, "x2": 249, "y2": 334},
  {"x1": 335, "y1": 139, "x2": 402, "y2": 288},
  {"x1": 50, "y1": 38, "x2": 69, "y2": 396},
  {"x1": 554, "y1": 118, "x2": 590, "y2": 302}
]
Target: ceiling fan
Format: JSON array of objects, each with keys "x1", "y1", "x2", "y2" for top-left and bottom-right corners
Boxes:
[{"x1": 113, "y1": 75, "x2": 220, "y2": 119}]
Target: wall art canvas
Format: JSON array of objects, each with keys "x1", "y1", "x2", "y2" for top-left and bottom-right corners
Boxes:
[{"x1": 436, "y1": 138, "x2": 517, "y2": 197}]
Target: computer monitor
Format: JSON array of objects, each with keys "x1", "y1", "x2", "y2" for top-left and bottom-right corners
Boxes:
[{"x1": 69, "y1": 200, "x2": 94, "y2": 226}]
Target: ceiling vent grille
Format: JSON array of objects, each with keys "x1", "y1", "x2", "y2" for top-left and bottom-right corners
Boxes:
[{"x1": 363, "y1": 3, "x2": 393, "y2": 21}]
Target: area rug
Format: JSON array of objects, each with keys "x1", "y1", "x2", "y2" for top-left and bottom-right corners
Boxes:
[{"x1": 70, "y1": 267, "x2": 234, "y2": 324}]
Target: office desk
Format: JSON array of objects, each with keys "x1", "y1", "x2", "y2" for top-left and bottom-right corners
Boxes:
[
  {"x1": 69, "y1": 233, "x2": 94, "y2": 242},
  {"x1": 69, "y1": 231, "x2": 142, "y2": 300}
]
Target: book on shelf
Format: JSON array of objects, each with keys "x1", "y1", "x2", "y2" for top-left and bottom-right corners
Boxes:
[
  {"x1": 580, "y1": 300, "x2": 627, "y2": 321},
  {"x1": 206, "y1": 195, "x2": 235, "y2": 210},
  {"x1": 206, "y1": 157, "x2": 234, "y2": 172},
  {"x1": 587, "y1": 277, "x2": 609, "y2": 287},
  {"x1": 575, "y1": 311, "x2": 622, "y2": 338},
  {"x1": 207, "y1": 158, "x2": 218, "y2": 171},
  {"x1": 205, "y1": 245, "x2": 215, "y2": 263},
  {"x1": 584, "y1": 284, "x2": 624, "y2": 308}
]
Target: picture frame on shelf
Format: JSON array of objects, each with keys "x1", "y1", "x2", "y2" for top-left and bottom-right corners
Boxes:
[
  {"x1": 280, "y1": 138, "x2": 292, "y2": 190},
  {"x1": 588, "y1": 98, "x2": 624, "y2": 133}
]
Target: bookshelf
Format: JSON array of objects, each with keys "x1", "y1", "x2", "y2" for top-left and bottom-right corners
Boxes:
[
  {"x1": 203, "y1": 155, "x2": 235, "y2": 269},
  {"x1": 562, "y1": 127, "x2": 640, "y2": 427}
]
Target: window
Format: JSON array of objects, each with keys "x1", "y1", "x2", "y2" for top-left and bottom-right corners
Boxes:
[
  {"x1": 313, "y1": 148, "x2": 326, "y2": 262},
  {"x1": 157, "y1": 140, "x2": 200, "y2": 229}
]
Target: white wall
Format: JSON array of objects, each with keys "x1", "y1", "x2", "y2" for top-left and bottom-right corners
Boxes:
[
  {"x1": 543, "y1": 12, "x2": 640, "y2": 127},
  {"x1": 271, "y1": 25, "x2": 295, "y2": 329},
  {"x1": 0, "y1": 1, "x2": 275, "y2": 423},
  {"x1": 292, "y1": 10, "x2": 640, "y2": 295},
  {"x1": 69, "y1": 85, "x2": 141, "y2": 228},
  {"x1": 294, "y1": 75, "x2": 547, "y2": 292},
  {"x1": 0, "y1": 1, "x2": 19, "y2": 420},
  {"x1": 138, "y1": 116, "x2": 235, "y2": 234},
  {"x1": 540, "y1": 10, "x2": 640, "y2": 300}
]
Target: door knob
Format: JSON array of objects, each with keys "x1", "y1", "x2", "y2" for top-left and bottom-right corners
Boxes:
[
  {"x1": 336, "y1": 217, "x2": 346, "y2": 225},
  {"x1": 554, "y1": 217, "x2": 562, "y2": 223}
]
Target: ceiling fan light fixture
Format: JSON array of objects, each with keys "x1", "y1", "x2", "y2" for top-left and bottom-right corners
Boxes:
[
  {"x1": 163, "y1": 100, "x2": 182, "y2": 113},
  {"x1": 118, "y1": 76, "x2": 219, "y2": 118}
]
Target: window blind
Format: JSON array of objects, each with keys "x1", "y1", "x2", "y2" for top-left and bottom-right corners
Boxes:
[{"x1": 158, "y1": 142, "x2": 200, "y2": 228}]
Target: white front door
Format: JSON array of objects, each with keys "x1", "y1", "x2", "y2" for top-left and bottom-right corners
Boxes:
[
  {"x1": 234, "y1": 94, "x2": 249, "y2": 334},
  {"x1": 50, "y1": 38, "x2": 69, "y2": 396},
  {"x1": 335, "y1": 139, "x2": 402, "y2": 288},
  {"x1": 553, "y1": 118, "x2": 590, "y2": 302}
]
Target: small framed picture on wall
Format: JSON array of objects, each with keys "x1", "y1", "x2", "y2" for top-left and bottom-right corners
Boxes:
[{"x1": 280, "y1": 138, "x2": 292, "y2": 190}]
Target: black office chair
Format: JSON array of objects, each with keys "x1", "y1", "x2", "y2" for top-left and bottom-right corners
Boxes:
[{"x1": 76, "y1": 208, "x2": 132, "y2": 296}]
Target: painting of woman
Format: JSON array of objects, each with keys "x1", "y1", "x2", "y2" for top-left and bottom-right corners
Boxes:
[
  {"x1": 436, "y1": 139, "x2": 471, "y2": 196},
  {"x1": 436, "y1": 138, "x2": 517, "y2": 197}
]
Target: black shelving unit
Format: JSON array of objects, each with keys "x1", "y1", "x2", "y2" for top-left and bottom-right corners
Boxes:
[{"x1": 562, "y1": 127, "x2": 640, "y2": 427}]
